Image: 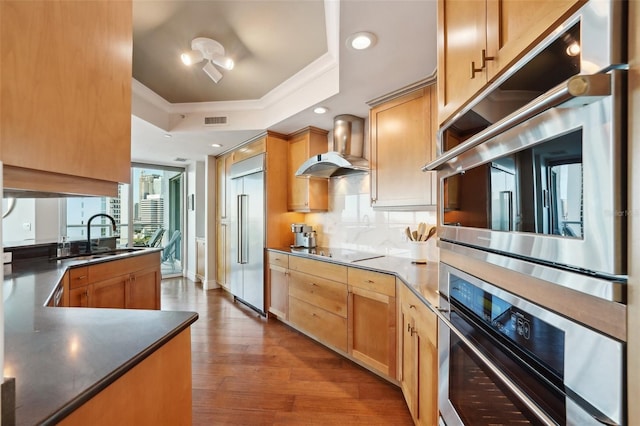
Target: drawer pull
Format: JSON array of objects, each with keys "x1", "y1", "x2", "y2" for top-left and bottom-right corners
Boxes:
[
  {"x1": 76, "y1": 275, "x2": 87, "y2": 280},
  {"x1": 366, "y1": 279, "x2": 375, "y2": 284},
  {"x1": 409, "y1": 304, "x2": 416, "y2": 309},
  {"x1": 310, "y1": 282, "x2": 318, "y2": 286}
]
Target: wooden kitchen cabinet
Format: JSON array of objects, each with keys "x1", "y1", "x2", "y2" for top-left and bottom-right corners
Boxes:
[
  {"x1": 437, "y1": 0, "x2": 584, "y2": 125},
  {"x1": 65, "y1": 251, "x2": 161, "y2": 310},
  {"x1": 267, "y1": 252, "x2": 289, "y2": 319},
  {"x1": 347, "y1": 268, "x2": 397, "y2": 379},
  {"x1": 288, "y1": 256, "x2": 348, "y2": 352},
  {"x1": 127, "y1": 266, "x2": 161, "y2": 310},
  {"x1": 0, "y1": 0, "x2": 132, "y2": 197},
  {"x1": 398, "y1": 282, "x2": 438, "y2": 426},
  {"x1": 215, "y1": 154, "x2": 231, "y2": 290},
  {"x1": 369, "y1": 84, "x2": 437, "y2": 209},
  {"x1": 287, "y1": 127, "x2": 329, "y2": 212},
  {"x1": 91, "y1": 275, "x2": 128, "y2": 309}
]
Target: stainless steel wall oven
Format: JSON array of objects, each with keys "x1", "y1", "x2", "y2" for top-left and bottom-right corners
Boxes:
[
  {"x1": 427, "y1": 1, "x2": 629, "y2": 424},
  {"x1": 426, "y1": 0, "x2": 628, "y2": 277},
  {"x1": 437, "y1": 260, "x2": 625, "y2": 426}
]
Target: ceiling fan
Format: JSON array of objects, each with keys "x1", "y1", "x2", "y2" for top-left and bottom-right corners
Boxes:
[{"x1": 181, "y1": 37, "x2": 234, "y2": 83}]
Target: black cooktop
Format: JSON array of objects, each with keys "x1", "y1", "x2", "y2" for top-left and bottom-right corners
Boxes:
[{"x1": 289, "y1": 246, "x2": 384, "y2": 263}]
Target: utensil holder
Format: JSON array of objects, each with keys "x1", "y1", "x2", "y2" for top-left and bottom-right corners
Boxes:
[{"x1": 409, "y1": 241, "x2": 428, "y2": 264}]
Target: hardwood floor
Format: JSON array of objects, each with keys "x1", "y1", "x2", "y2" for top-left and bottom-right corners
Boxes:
[{"x1": 161, "y1": 277, "x2": 414, "y2": 425}]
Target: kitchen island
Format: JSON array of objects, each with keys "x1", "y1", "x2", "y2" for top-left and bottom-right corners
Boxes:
[{"x1": 3, "y1": 249, "x2": 198, "y2": 425}]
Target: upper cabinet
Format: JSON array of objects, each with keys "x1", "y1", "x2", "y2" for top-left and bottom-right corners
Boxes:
[
  {"x1": 287, "y1": 127, "x2": 329, "y2": 212},
  {"x1": 437, "y1": 0, "x2": 584, "y2": 125},
  {"x1": 369, "y1": 83, "x2": 437, "y2": 209},
  {"x1": 1, "y1": 0, "x2": 133, "y2": 197}
]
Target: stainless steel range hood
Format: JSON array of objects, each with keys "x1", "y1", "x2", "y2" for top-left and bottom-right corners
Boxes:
[{"x1": 295, "y1": 114, "x2": 368, "y2": 178}]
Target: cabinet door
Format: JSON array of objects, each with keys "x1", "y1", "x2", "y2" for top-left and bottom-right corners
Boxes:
[
  {"x1": 69, "y1": 287, "x2": 90, "y2": 308},
  {"x1": 348, "y1": 286, "x2": 396, "y2": 378},
  {"x1": 216, "y1": 154, "x2": 231, "y2": 220},
  {"x1": 398, "y1": 284, "x2": 438, "y2": 425},
  {"x1": 268, "y1": 264, "x2": 288, "y2": 319},
  {"x1": 0, "y1": 0, "x2": 132, "y2": 188},
  {"x1": 399, "y1": 297, "x2": 418, "y2": 416},
  {"x1": 90, "y1": 276, "x2": 127, "y2": 309},
  {"x1": 413, "y1": 305, "x2": 438, "y2": 426},
  {"x1": 127, "y1": 266, "x2": 160, "y2": 310},
  {"x1": 486, "y1": 0, "x2": 584, "y2": 80},
  {"x1": 370, "y1": 86, "x2": 436, "y2": 208},
  {"x1": 215, "y1": 222, "x2": 229, "y2": 290},
  {"x1": 287, "y1": 128, "x2": 328, "y2": 212},
  {"x1": 437, "y1": 0, "x2": 488, "y2": 124}
]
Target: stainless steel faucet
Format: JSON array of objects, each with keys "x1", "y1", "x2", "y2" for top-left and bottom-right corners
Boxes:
[{"x1": 87, "y1": 214, "x2": 117, "y2": 253}]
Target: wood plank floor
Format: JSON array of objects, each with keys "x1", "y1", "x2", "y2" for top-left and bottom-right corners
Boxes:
[{"x1": 161, "y1": 277, "x2": 414, "y2": 425}]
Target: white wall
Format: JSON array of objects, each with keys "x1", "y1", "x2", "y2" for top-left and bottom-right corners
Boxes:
[{"x1": 3, "y1": 198, "x2": 60, "y2": 245}]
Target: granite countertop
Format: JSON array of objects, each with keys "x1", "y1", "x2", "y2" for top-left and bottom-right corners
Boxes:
[
  {"x1": 4, "y1": 249, "x2": 198, "y2": 425},
  {"x1": 268, "y1": 247, "x2": 440, "y2": 308}
]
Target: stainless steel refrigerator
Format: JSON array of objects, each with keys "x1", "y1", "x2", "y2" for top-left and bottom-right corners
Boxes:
[{"x1": 229, "y1": 154, "x2": 265, "y2": 314}]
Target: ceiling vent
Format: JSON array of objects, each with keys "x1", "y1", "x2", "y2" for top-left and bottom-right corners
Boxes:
[
  {"x1": 204, "y1": 116, "x2": 228, "y2": 126},
  {"x1": 173, "y1": 157, "x2": 188, "y2": 162}
]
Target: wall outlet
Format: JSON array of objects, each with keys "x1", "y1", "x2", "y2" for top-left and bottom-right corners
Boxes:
[
  {"x1": 22, "y1": 222, "x2": 31, "y2": 231},
  {"x1": 3, "y1": 252, "x2": 12, "y2": 264}
]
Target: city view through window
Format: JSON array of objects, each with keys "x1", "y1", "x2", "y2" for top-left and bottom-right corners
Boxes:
[{"x1": 66, "y1": 166, "x2": 184, "y2": 276}]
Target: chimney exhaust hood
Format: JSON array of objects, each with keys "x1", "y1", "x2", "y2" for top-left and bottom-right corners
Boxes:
[{"x1": 295, "y1": 114, "x2": 368, "y2": 178}]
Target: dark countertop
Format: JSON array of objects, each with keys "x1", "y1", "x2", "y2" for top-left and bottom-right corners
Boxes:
[
  {"x1": 268, "y1": 247, "x2": 440, "y2": 308},
  {"x1": 4, "y1": 249, "x2": 198, "y2": 425}
]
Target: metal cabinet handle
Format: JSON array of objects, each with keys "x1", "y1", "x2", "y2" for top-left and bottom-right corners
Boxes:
[{"x1": 471, "y1": 49, "x2": 495, "y2": 79}]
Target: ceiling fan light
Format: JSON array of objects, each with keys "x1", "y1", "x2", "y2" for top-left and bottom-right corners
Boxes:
[
  {"x1": 181, "y1": 50, "x2": 203, "y2": 66},
  {"x1": 211, "y1": 54, "x2": 234, "y2": 70}
]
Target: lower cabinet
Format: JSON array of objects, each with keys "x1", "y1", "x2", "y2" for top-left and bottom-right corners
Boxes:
[
  {"x1": 91, "y1": 275, "x2": 128, "y2": 308},
  {"x1": 267, "y1": 252, "x2": 289, "y2": 319},
  {"x1": 65, "y1": 252, "x2": 161, "y2": 310},
  {"x1": 347, "y1": 268, "x2": 397, "y2": 379},
  {"x1": 398, "y1": 281, "x2": 438, "y2": 425},
  {"x1": 127, "y1": 266, "x2": 161, "y2": 309},
  {"x1": 287, "y1": 256, "x2": 348, "y2": 352},
  {"x1": 267, "y1": 250, "x2": 438, "y2": 424}
]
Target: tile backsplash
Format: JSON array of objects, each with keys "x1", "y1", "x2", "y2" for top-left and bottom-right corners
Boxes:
[{"x1": 305, "y1": 173, "x2": 439, "y2": 262}]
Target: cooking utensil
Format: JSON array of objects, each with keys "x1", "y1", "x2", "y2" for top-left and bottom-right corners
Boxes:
[
  {"x1": 412, "y1": 230, "x2": 418, "y2": 241},
  {"x1": 424, "y1": 226, "x2": 436, "y2": 241},
  {"x1": 417, "y1": 222, "x2": 426, "y2": 241},
  {"x1": 405, "y1": 226, "x2": 414, "y2": 241}
]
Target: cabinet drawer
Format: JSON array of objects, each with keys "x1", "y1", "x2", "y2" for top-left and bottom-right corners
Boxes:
[
  {"x1": 268, "y1": 251, "x2": 289, "y2": 269},
  {"x1": 289, "y1": 296, "x2": 348, "y2": 352},
  {"x1": 289, "y1": 270, "x2": 347, "y2": 317},
  {"x1": 69, "y1": 267, "x2": 89, "y2": 289},
  {"x1": 348, "y1": 268, "x2": 395, "y2": 297},
  {"x1": 289, "y1": 256, "x2": 347, "y2": 283}
]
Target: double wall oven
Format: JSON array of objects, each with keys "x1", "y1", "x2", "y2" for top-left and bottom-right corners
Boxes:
[{"x1": 427, "y1": 1, "x2": 628, "y2": 424}]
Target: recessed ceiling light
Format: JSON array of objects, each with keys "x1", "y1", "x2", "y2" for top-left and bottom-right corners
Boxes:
[
  {"x1": 211, "y1": 143, "x2": 222, "y2": 148},
  {"x1": 313, "y1": 106, "x2": 328, "y2": 114},
  {"x1": 347, "y1": 31, "x2": 377, "y2": 50},
  {"x1": 164, "y1": 133, "x2": 172, "y2": 138}
]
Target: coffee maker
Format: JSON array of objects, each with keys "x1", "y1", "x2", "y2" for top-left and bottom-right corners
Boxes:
[{"x1": 291, "y1": 223, "x2": 317, "y2": 248}]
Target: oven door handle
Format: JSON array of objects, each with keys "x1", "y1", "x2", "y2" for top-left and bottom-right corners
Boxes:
[{"x1": 433, "y1": 307, "x2": 557, "y2": 426}]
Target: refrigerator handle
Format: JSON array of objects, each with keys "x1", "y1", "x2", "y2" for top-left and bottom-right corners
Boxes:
[{"x1": 237, "y1": 194, "x2": 249, "y2": 264}]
